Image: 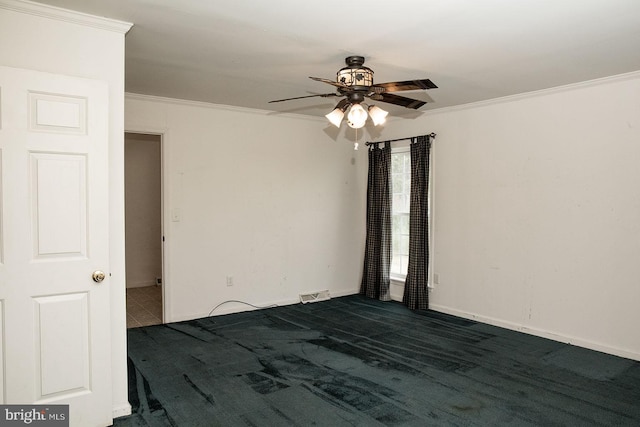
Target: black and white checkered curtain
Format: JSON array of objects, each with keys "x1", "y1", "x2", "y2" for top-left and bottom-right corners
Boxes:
[
  {"x1": 360, "y1": 143, "x2": 392, "y2": 301},
  {"x1": 403, "y1": 135, "x2": 432, "y2": 310}
]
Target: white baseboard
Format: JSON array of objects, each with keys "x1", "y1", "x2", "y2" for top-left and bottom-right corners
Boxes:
[
  {"x1": 167, "y1": 289, "x2": 359, "y2": 323},
  {"x1": 126, "y1": 280, "x2": 157, "y2": 289},
  {"x1": 329, "y1": 289, "x2": 359, "y2": 298},
  {"x1": 112, "y1": 402, "x2": 132, "y2": 419},
  {"x1": 430, "y1": 303, "x2": 640, "y2": 362}
]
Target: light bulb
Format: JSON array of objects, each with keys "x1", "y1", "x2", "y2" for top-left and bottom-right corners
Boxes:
[{"x1": 347, "y1": 104, "x2": 368, "y2": 129}]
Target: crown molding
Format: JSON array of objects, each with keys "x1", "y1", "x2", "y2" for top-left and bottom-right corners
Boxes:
[
  {"x1": 425, "y1": 69, "x2": 640, "y2": 116},
  {"x1": 0, "y1": 0, "x2": 132, "y2": 34},
  {"x1": 125, "y1": 92, "x2": 325, "y2": 123}
]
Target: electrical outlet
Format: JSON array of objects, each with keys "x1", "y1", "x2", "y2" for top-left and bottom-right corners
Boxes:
[
  {"x1": 226, "y1": 276, "x2": 233, "y2": 286},
  {"x1": 433, "y1": 274, "x2": 440, "y2": 285}
]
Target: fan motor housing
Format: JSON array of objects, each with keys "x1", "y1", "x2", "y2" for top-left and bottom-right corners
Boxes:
[
  {"x1": 337, "y1": 55, "x2": 373, "y2": 90},
  {"x1": 346, "y1": 92, "x2": 365, "y2": 104}
]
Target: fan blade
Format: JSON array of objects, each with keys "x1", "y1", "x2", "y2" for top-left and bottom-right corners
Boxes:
[
  {"x1": 373, "y1": 79, "x2": 437, "y2": 92},
  {"x1": 309, "y1": 76, "x2": 350, "y2": 89},
  {"x1": 268, "y1": 93, "x2": 338, "y2": 103},
  {"x1": 373, "y1": 92, "x2": 427, "y2": 109}
]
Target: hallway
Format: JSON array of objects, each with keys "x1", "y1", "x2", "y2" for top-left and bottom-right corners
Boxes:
[{"x1": 126, "y1": 285, "x2": 162, "y2": 328}]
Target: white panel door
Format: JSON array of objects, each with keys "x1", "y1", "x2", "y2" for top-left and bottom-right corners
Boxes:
[{"x1": 0, "y1": 65, "x2": 112, "y2": 426}]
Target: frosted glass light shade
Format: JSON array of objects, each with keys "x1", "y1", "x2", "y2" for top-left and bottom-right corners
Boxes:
[
  {"x1": 347, "y1": 104, "x2": 368, "y2": 129},
  {"x1": 325, "y1": 108, "x2": 345, "y2": 127},
  {"x1": 368, "y1": 105, "x2": 388, "y2": 126}
]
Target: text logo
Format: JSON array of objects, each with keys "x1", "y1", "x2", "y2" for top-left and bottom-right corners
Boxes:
[{"x1": 0, "y1": 406, "x2": 68, "y2": 426}]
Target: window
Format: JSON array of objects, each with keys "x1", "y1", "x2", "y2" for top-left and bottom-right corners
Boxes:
[{"x1": 391, "y1": 147, "x2": 411, "y2": 279}]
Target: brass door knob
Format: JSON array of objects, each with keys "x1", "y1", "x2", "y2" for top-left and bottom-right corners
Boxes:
[{"x1": 92, "y1": 270, "x2": 106, "y2": 283}]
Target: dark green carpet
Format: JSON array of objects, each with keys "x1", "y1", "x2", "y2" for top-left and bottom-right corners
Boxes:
[{"x1": 113, "y1": 295, "x2": 640, "y2": 426}]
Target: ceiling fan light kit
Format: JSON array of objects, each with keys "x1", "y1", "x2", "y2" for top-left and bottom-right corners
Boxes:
[
  {"x1": 269, "y1": 55, "x2": 438, "y2": 129},
  {"x1": 325, "y1": 101, "x2": 349, "y2": 127},
  {"x1": 346, "y1": 103, "x2": 368, "y2": 129},
  {"x1": 367, "y1": 105, "x2": 389, "y2": 126}
]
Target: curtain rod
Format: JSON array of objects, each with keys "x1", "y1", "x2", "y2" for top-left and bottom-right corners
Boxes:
[{"x1": 365, "y1": 132, "x2": 436, "y2": 146}]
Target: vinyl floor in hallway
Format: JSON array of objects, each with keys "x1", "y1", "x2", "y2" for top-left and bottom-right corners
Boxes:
[{"x1": 126, "y1": 285, "x2": 162, "y2": 328}]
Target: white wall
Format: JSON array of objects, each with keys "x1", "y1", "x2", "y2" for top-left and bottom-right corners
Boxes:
[
  {"x1": 394, "y1": 72, "x2": 640, "y2": 361},
  {"x1": 125, "y1": 95, "x2": 369, "y2": 322},
  {"x1": 125, "y1": 133, "x2": 162, "y2": 288},
  {"x1": 126, "y1": 73, "x2": 640, "y2": 362},
  {"x1": 0, "y1": 1, "x2": 131, "y2": 417}
]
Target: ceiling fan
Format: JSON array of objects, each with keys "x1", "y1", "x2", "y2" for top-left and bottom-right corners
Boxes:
[{"x1": 269, "y1": 56, "x2": 437, "y2": 129}]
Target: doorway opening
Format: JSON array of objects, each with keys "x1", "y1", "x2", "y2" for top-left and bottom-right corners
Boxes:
[{"x1": 125, "y1": 132, "x2": 164, "y2": 328}]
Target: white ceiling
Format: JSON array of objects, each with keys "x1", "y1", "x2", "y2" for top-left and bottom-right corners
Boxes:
[{"x1": 32, "y1": 0, "x2": 640, "y2": 118}]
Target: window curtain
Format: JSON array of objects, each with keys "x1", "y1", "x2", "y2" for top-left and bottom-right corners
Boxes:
[
  {"x1": 360, "y1": 143, "x2": 392, "y2": 301},
  {"x1": 403, "y1": 135, "x2": 432, "y2": 310}
]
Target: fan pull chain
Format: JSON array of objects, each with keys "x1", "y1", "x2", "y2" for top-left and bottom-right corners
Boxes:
[{"x1": 354, "y1": 128, "x2": 359, "y2": 150}]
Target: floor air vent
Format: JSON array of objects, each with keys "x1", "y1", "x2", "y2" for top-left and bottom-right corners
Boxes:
[{"x1": 299, "y1": 290, "x2": 331, "y2": 304}]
